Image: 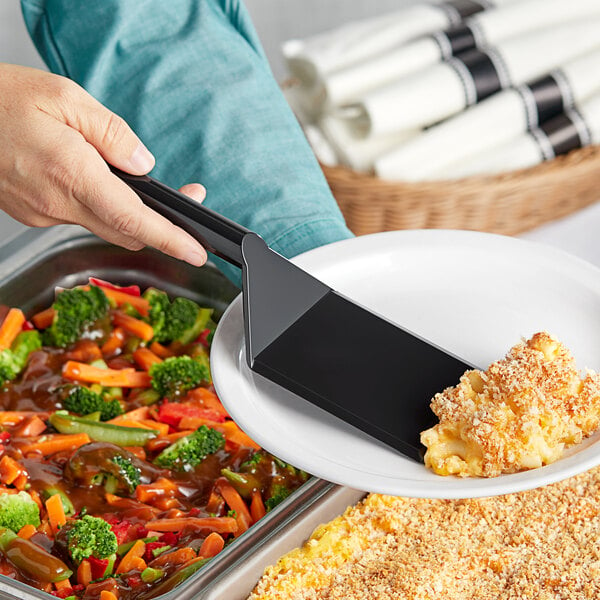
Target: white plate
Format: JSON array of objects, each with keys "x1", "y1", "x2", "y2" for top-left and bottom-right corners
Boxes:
[{"x1": 211, "y1": 230, "x2": 600, "y2": 498}]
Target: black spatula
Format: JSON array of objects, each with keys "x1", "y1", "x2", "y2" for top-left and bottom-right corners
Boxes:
[{"x1": 114, "y1": 169, "x2": 470, "y2": 461}]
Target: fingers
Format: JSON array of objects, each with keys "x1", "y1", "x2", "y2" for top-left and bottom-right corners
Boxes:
[
  {"x1": 178, "y1": 183, "x2": 207, "y2": 202},
  {"x1": 74, "y1": 161, "x2": 209, "y2": 266},
  {"x1": 51, "y1": 77, "x2": 155, "y2": 175},
  {"x1": 0, "y1": 65, "x2": 209, "y2": 267}
]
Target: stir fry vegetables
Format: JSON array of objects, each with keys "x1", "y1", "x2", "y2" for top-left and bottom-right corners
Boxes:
[{"x1": 0, "y1": 279, "x2": 308, "y2": 599}]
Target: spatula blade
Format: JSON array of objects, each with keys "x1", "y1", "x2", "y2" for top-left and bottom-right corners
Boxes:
[{"x1": 241, "y1": 234, "x2": 471, "y2": 461}]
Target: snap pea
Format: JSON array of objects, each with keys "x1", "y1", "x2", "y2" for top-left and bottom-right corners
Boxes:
[{"x1": 49, "y1": 412, "x2": 159, "y2": 447}]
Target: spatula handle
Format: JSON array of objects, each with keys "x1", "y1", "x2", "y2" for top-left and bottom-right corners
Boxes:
[{"x1": 112, "y1": 168, "x2": 250, "y2": 268}]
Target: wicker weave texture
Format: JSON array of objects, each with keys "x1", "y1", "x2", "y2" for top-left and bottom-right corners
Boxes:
[{"x1": 323, "y1": 145, "x2": 600, "y2": 236}]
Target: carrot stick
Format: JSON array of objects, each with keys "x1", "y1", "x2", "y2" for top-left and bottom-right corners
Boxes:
[
  {"x1": 145, "y1": 517, "x2": 238, "y2": 534},
  {"x1": 205, "y1": 489, "x2": 225, "y2": 515},
  {"x1": 0, "y1": 308, "x2": 26, "y2": 350},
  {"x1": 45, "y1": 493, "x2": 66, "y2": 535},
  {"x1": 123, "y1": 446, "x2": 146, "y2": 461},
  {"x1": 130, "y1": 556, "x2": 147, "y2": 571},
  {"x1": 219, "y1": 421, "x2": 261, "y2": 450},
  {"x1": 216, "y1": 479, "x2": 253, "y2": 535},
  {"x1": 62, "y1": 361, "x2": 151, "y2": 388},
  {"x1": 29, "y1": 489, "x2": 43, "y2": 510},
  {"x1": 0, "y1": 411, "x2": 49, "y2": 426},
  {"x1": 116, "y1": 539, "x2": 146, "y2": 574},
  {"x1": 198, "y1": 532, "x2": 225, "y2": 559},
  {"x1": 0, "y1": 455, "x2": 25, "y2": 485},
  {"x1": 250, "y1": 489, "x2": 267, "y2": 522},
  {"x1": 107, "y1": 406, "x2": 149, "y2": 424},
  {"x1": 98, "y1": 287, "x2": 150, "y2": 317},
  {"x1": 101, "y1": 326, "x2": 126, "y2": 356},
  {"x1": 217, "y1": 480, "x2": 252, "y2": 529},
  {"x1": 31, "y1": 306, "x2": 55, "y2": 330},
  {"x1": 112, "y1": 312, "x2": 154, "y2": 342},
  {"x1": 17, "y1": 524, "x2": 37, "y2": 540},
  {"x1": 13, "y1": 415, "x2": 47, "y2": 438},
  {"x1": 62, "y1": 361, "x2": 126, "y2": 383},
  {"x1": 65, "y1": 340, "x2": 102, "y2": 363},
  {"x1": 149, "y1": 341, "x2": 174, "y2": 359},
  {"x1": 186, "y1": 387, "x2": 230, "y2": 418},
  {"x1": 99, "y1": 591, "x2": 118, "y2": 600},
  {"x1": 135, "y1": 477, "x2": 178, "y2": 504},
  {"x1": 13, "y1": 473, "x2": 29, "y2": 491},
  {"x1": 77, "y1": 559, "x2": 92, "y2": 586},
  {"x1": 152, "y1": 497, "x2": 180, "y2": 511},
  {"x1": 133, "y1": 347, "x2": 163, "y2": 371},
  {"x1": 98, "y1": 370, "x2": 152, "y2": 388},
  {"x1": 54, "y1": 578, "x2": 72, "y2": 592},
  {"x1": 20, "y1": 433, "x2": 91, "y2": 456},
  {"x1": 149, "y1": 547, "x2": 196, "y2": 568}
]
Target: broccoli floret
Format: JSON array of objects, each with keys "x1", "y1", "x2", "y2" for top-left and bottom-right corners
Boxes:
[
  {"x1": 65, "y1": 515, "x2": 117, "y2": 564},
  {"x1": 0, "y1": 491, "x2": 41, "y2": 532},
  {"x1": 0, "y1": 351, "x2": 20, "y2": 385},
  {"x1": 43, "y1": 287, "x2": 109, "y2": 348},
  {"x1": 63, "y1": 386, "x2": 123, "y2": 421},
  {"x1": 144, "y1": 288, "x2": 170, "y2": 342},
  {"x1": 144, "y1": 289, "x2": 213, "y2": 344},
  {"x1": 110, "y1": 455, "x2": 141, "y2": 494},
  {"x1": 149, "y1": 356, "x2": 210, "y2": 399},
  {"x1": 0, "y1": 331, "x2": 42, "y2": 385},
  {"x1": 162, "y1": 297, "x2": 199, "y2": 342},
  {"x1": 154, "y1": 425, "x2": 224, "y2": 471},
  {"x1": 265, "y1": 485, "x2": 292, "y2": 512}
]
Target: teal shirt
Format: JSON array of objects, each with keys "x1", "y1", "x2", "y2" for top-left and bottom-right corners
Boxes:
[{"x1": 20, "y1": 0, "x2": 353, "y2": 284}]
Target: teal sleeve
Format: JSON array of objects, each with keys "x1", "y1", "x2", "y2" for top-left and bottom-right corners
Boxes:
[{"x1": 20, "y1": 0, "x2": 353, "y2": 284}]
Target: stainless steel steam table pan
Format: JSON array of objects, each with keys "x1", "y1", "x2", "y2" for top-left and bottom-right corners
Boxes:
[{"x1": 0, "y1": 228, "x2": 365, "y2": 600}]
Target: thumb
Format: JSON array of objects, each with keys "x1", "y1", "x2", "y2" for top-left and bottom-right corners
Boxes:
[{"x1": 60, "y1": 81, "x2": 155, "y2": 175}]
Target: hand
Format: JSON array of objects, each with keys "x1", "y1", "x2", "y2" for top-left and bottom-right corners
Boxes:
[{"x1": 0, "y1": 64, "x2": 207, "y2": 266}]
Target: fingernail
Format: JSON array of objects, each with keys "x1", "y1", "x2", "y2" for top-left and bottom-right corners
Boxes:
[
  {"x1": 128, "y1": 142, "x2": 155, "y2": 173},
  {"x1": 185, "y1": 247, "x2": 207, "y2": 267}
]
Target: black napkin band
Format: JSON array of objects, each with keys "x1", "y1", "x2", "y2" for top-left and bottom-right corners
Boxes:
[
  {"x1": 530, "y1": 108, "x2": 591, "y2": 159},
  {"x1": 516, "y1": 74, "x2": 571, "y2": 129},
  {"x1": 447, "y1": 47, "x2": 507, "y2": 105},
  {"x1": 439, "y1": 0, "x2": 488, "y2": 25}
]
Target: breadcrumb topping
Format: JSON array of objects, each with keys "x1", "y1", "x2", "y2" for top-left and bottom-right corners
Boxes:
[
  {"x1": 421, "y1": 332, "x2": 600, "y2": 477},
  {"x1": 249, "y1": 467, "x2": 600, "y2": 599}
]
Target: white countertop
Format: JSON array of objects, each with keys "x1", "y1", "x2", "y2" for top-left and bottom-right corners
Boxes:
[{"x1": 519, "y1": 200, "x2": 600, "y2": 268}]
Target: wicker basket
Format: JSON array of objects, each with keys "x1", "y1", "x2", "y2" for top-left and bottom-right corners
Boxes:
[{"x1": 322, "y1": 145, "x2": 600, "y2": 236}]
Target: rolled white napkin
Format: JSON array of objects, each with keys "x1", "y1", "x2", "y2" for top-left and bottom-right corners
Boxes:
[
  {"x1": 374, "y1": 48, "x2": 600, "y2": 180},
  {"x1": 319, "y1": 116, "x2": 418, "y2": 172},
  {"x1": 339, "y1": 18, "x2": 600, "y2": 138},
  {"x1": 283, "y1": 0, "x2": 516, "y2": 89},
  {"x1": 433, "y1": 93, "x2": 600, "y2": 178},
  {"x1": 323, "y1": 0, "x2": 600, "y2": 107}
]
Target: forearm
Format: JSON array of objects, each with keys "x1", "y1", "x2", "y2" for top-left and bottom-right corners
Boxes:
[{"x1": 21, "y1": 0, "x2": 352, "y2": 283}]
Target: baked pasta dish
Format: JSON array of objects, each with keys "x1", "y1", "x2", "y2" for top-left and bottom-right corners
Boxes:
[
  {"x1": 421, "y1": 331, "x2": 600, "y2": 477},
  {"x1": 249, "y1": 467, "x2": 600, "y2": 600}
]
